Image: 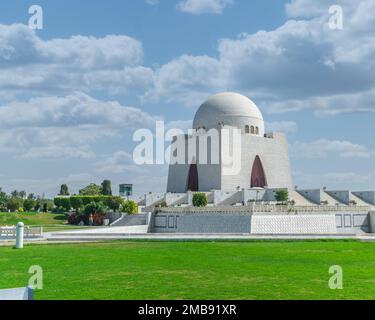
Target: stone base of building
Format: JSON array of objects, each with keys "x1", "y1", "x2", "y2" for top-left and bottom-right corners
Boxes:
[{"x1": 151, "y1": 210, "x2": 372, "y2": 234}]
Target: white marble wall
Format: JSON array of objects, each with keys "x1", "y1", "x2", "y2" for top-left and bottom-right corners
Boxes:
[
  {"x1": 167, "y1": 130, "x2": 293, "y2": 192},
  {"x1": 251, "y1": 214, "x2": 337, "y2": 234}
]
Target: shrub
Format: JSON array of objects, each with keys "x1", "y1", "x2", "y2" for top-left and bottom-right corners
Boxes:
[
  {"x1": 275, "y1": 189, "x2": 289, "y2": 204},
  {"x1": 46, "y1": 200, "x2": 54, "y2": 212},
  {"x1": 83, "y1": 201, "x2": 108, "y2": 216},
  {"x1": 106, "y1": 196, "x2": 124, "y2": 212},
  {"x1": 6, "y1": 197, "x2": 22, "y2": 212},
  {"x1": 155, "y1": 201, "x2": 168, "y2": 208},
  {"x1": 54, "y1": 197, "x2": 61, "y2": 208},
  {"x1": 91, "y1": 213, "x2": 105, "y2": 226},
  {"x1": 54, "y1": 197, "x2": 71, "y2": 212},
  {"x1": 23, "y1": 199, "x2": 37, "y2": 211},
  {"x1": 70, "y1": 196, "x2": 84, "y2": 213},
  {"x1": 192, "y1": 193, "x2": 207, "y2": 207},
  {"x1": 68, "y1": 212, "x2": 82, "y2": 225},
  {"x1": 122, "y1": 200, "x2": 138, "y2": 214}
]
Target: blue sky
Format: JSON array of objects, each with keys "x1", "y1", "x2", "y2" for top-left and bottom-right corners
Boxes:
[{"x1": 0, "y1": 0, "x2": 374, "y2": 197}]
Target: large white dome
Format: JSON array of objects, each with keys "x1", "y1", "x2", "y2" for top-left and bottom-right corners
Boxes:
[{"x1": 193, "y1": 92, "x2": 265, "y2": 136}]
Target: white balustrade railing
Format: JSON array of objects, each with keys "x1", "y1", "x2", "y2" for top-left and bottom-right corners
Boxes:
[
  {"x1": 157, "y1": 204, "x2": 372, "y2": 214},
  {"x1": 0, "y1": 226, "x2": 43, "y2": 239}
]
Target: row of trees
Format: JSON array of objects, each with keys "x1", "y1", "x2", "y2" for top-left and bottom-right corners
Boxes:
[
  {"x1": 58, "y1": 180, "x2": 113, "y2": 196},
  {"x1": 0, "y1": 187, "x2": 53, "y2": 212},
  {"x1": 54, "y1": 196, "x2": 137, "y2": 213},
  {"x1": 54, "y1": 195, "x2": 138, "y2": 226}
]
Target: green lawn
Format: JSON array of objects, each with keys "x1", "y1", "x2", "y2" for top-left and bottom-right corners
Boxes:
[
  {"x1": 0, "y1": 212, "x2": 94, "y2": 232},
  {"x1": 1, "y1": 240, "x2": 375, "y2": 300},
  {"x1": 0, "y1": 212, "x2": 67, "y2": 227}
]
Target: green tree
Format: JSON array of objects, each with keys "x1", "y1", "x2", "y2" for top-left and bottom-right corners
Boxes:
[
  {"x1": 275, "y1": 189, "x2": 289, "y2": 204},
  {"x1": 122, "y1": 200, "x2": 138, "y2": 214},
  {"x1": 101, "y1": 180, "x2": 112, "y2": 196},
  {"x1": 54, "y1": 197, "x2": 71, "y2": 212},
  {"x1": 106, "y1": 196, "x2": 124, "y2": 212},
  {"x1": 59, "y1": 184, "x2": 70, "y2": 196},
  {"x1": 70, "y1": 197, "x2": 84, "y2": 213},
  {"x1": 192, "y1": 193, "x2": 207, "y2": 207},
  {"x1": 11, "y1": 190, "x2": 20, "y2": 198},
  {"x1": 79, "y1": 183, "x2": 102, "y2": 195},
  {"x1": 6, "y1": 197, "x2": 22, "y2": 212},
  {"x1": 23, "y1": 199, "x2": 37, "y2": 211},
  {"x1": 27, "y1": 193, "x2": 36, "y2": 200},
  {"x1": 0, "y1": 187, "x2": 8, "y2": 210}
]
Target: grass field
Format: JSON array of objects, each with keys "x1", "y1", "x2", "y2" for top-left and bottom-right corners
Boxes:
[
  {"x1": 0, "y1": 212, "x2": 67, "y2": 226},
  {"x1": 0, "y1": 212, "x2": 90, "y2": 232},
  {"x1": 1, "y1": 240, "x2": 375, "y2": 300}
]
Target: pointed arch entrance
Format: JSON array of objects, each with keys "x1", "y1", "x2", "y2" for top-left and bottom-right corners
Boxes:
[
  {"x1": 251, "y1": 155, "x2": 267, "y2": 188},
  {"x1": 187, "y1": 164, "x2": 199, "y2": 191}
]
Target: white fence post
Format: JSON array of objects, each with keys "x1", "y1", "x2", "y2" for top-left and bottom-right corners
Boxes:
[{"x1": 16, "y1": 222, "x2": 24, "y2": 249}]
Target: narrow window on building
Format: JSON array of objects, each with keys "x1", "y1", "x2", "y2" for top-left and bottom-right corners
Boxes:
[
  {"x1": 250, "y1": 126, "x2": 255, "y2": 134},
  {"x1": 245, "y1": 125, "x2": 250, "y2": 133},
  {"x1": 255, "y1": 127, "x2": 259, "y2": 135}
]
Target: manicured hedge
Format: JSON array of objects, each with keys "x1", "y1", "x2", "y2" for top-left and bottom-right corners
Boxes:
[{"x1": 54, "y1": 195, "x2": 125, "y2": 212}]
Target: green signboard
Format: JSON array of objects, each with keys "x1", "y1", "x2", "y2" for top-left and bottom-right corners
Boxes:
[{"x1": 119, "y1": 184, "x2": 133, "y2": 197}]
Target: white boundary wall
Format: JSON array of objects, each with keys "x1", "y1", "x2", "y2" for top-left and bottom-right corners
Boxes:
[{"x1": 251, "y1": 214, "x2": 336, "y2": 234}]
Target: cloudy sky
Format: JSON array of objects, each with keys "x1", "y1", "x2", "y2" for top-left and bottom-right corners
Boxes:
[{"x1": 0, "y1": 0, "x2": 374, "y2": 197}]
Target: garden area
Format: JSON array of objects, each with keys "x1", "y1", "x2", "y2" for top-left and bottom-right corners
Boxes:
[
  {"x1": 1, "y1": 240, "x2": 375, "y2": 300},
  {"x1": 0, "y1": 180, "x2": 138, "y2": 229}
]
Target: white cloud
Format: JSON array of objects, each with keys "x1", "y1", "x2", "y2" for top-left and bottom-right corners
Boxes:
[
  {"x1": 266, "y1": 89, "x2": 375, "y2": 116},
  {"x1": 323, "y1": 171, "x2": 375, "y2": 183},
  {"x1": 0, "y1": 24, "x2": 143, "y2": 68},
  {"x1": 285, "y1": 0, "x2": 352, "y2": 18},
  {"x1": 291, "y1": 139, "x2": 375, "y2": 159},
  {"x1": 145, "y1": 0, "x2": 375, "y2": 117},
  {"x1": 3, "y1": 1, "x2": 375, "y2": 118},
  {"x1": 266, "y1": 121, "x2": 298, "y2": 133},
  {"x1": 177, "y1": 0, "x2": 233, "y2": 15},
  {"x1": 144, "y1": 54, "x2": 224, "y2": 107},
  {"x1": 0, "y1": 24, "x2": 152, "y2": 97},
  {"x1": 293, "y1": 170, "x2": 375, "y2": 190},
  {"x1": 0, "y1": 92, "x2": 158, "y2": 159},
  {"x1": 94, "y1": 151, "x2": 147, "y2": 174}
]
